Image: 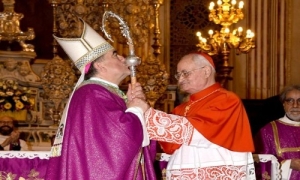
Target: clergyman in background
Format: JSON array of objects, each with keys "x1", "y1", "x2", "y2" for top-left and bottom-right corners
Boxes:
[
  {"x1": 0, "y1": 116, "x2": 28, "y2": 151},
  {"x1": 255, "y1": 85, "x2": 300, "y2": 180}
]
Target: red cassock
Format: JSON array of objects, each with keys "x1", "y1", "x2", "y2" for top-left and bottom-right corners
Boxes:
[{"x1": 159, "y1": 83, "x2": 254, "y2": 154}]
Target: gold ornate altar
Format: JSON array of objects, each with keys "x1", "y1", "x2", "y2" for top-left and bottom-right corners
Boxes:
[
  {"x1": 0, "y1": 0, "x2": 35, "y2": 52},
  {"x1": 0, "y1": 0, "x2": 72, "y2": 149}
]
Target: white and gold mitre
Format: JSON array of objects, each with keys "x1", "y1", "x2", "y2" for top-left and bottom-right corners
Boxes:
[{"x1": 53, "y1": 19, "x2": 114, "y2": 72}]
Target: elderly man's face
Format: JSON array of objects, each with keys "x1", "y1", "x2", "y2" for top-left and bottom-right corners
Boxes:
[
  {"x1": 283, "y1": 89, "x2": 300, "y2": 121},
  {"x1": 176, "y1": 54, "x2": 207, "y2": 94},
  {"x1": 0, "y1": 117, "x2": 14, "y2": 136}
]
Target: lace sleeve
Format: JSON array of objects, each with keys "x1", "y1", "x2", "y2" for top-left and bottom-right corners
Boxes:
[{"x1": 145, "y1": 108, "x2": 193, "y2": 144}]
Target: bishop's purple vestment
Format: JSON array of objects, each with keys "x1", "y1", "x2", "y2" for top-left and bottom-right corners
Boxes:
[
  {"x1": 45, "y1": 81, "x2": 157, "y2": 180},
  {"x1": 255, "y1": 116, "x2": 300, "y2": 179}
]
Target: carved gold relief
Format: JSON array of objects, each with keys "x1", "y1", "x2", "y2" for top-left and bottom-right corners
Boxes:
[
  {"x1": 139, "y1": 0, "x2": 170, "y2": 109},
  {"x1": 0, "y1": 59, "x2": 40, "y2": 83},
  {"x1": 50, "y1": 0, "x2": 154, "y2": 48},
  {"x1": 137, "y1": 54, "x2": 169, "y2": 107},
  {"x1": 49, "y1": 0, "x2": 169, "y2": 109},
  {"x1": 104, "y1": 1, "x2": 154, "y2": 46},
  {"x1": 0, "y1": 0, "x2": 35, "y2": 52},
  {"x1": 40, "y1": 56, "x2": 77, "y2": 125}
]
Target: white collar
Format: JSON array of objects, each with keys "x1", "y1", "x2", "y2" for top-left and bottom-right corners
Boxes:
[
  {"x1": 279, "y1": 115, "x2": 300, "y2": 125},
  {"x1": 89, "y1": 77, "x2": 119, "y2": 89}
]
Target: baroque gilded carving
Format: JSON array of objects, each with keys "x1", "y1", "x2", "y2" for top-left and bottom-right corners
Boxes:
[
  {"x1": 51, "y1": 0, "x2": 154, "y2": 48},
  {"x1": 49, "y1": 0, "x2": 170, "y2": 109},
  {"x1": 102, "y1": 1, "x2": 154, "y2": 46},
  {"x1": 140, "y1": 0, "x2": 170, "y2": 109},
  {"x1": 0, "y1": 58, "x2": 40, "y2": 83},
  {"x1": 0, "y1": 0, "x2": 35, "y2": 52},
  {"x1": 40, "y1": 56, "x2": 77, "y2": 125},
  {"x1": 137, "y1": 53, "x2": 169, "y2": 107}
]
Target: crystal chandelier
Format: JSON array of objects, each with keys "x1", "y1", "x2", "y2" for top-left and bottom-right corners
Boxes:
[{"x1": 196, "y1": 0, "x2": 255, "y2": 87}]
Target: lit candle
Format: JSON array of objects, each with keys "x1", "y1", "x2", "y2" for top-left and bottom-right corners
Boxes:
[
  {"x1": 239, "y1": 1, "x2": 244, "y2": 8},
  {"x1": 238, "y1": 27, "x2": 243, "y2": 35},
  {"x1": 196, "y1": 32, "x2": 201, "y2": 37},
  {"x1": 231, "y1": 0, "x2": 236, "y2": 5},
  {"x1": 232, "y1": 30, "x2": 237, "y2": 35},
  {"x1": 225, "y1": 28, "x2": 230, "y2": 34},
  {"x1": 217, "y1": 0, "x2": 222, "y2": 6},
  {"x1": 246, "y1": 29, "x2": 251, "y2": 38},
  {"x1": 209, "y1": 2, "x2": 215, "y2": 10}
]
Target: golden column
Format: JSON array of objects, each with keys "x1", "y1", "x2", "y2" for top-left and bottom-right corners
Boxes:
[
  {"x1": 138, "y1": 0, "x2": 169, "y2": 108},
  {"x1": 42, "y1": 0, "x2": 77, "y2": 126},
  {"x1": 196, "y1": 0, "x2": 255, "y2": 88}
]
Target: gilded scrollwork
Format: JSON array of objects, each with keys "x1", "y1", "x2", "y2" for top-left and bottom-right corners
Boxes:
[
  {"x1": 50, "y1": 0, "x2": 167, "y2": 108},
  {"x1": 41, "y1": 56, "x2": 76, "y2": 100},
  {"x1": 137, "y1": 54, "x2": 169, "y2": 107},
  {"x1": 40, "y1": 56, "x2": 77, "y2": 125},
  {"x1": 0, "y1": 59, "x2": 40, "y2": 83},
  {"x1": 52, "y1": 0, "x2": 154, "y2": 47},
  {"x1": 107, "y1": 1, "x2": 154, "y2": 46},
  {"x1": 0, "y1": 0, "x2": 35, "y2": 52}
]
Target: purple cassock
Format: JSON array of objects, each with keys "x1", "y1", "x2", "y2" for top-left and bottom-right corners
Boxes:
[
  {"x1": 45, "y1": 82, "x2": 157, "y2": 180},
  {"x1": 255, "y1": 117, "x2": 300, "y2": 179}
]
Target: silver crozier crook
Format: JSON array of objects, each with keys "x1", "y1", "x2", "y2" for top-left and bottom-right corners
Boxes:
[{"x1": 101, "y1": 11, "x2": 141, "y2": 86}]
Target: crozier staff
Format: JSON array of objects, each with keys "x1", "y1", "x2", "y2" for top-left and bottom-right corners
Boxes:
[{"x1": 102, "y1": 11, "x2": 141, "y2": 87}]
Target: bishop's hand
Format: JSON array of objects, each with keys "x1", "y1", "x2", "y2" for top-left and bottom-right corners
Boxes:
[{"x1": 127, "y1": 82, "x2": 146, "y2": 101}]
